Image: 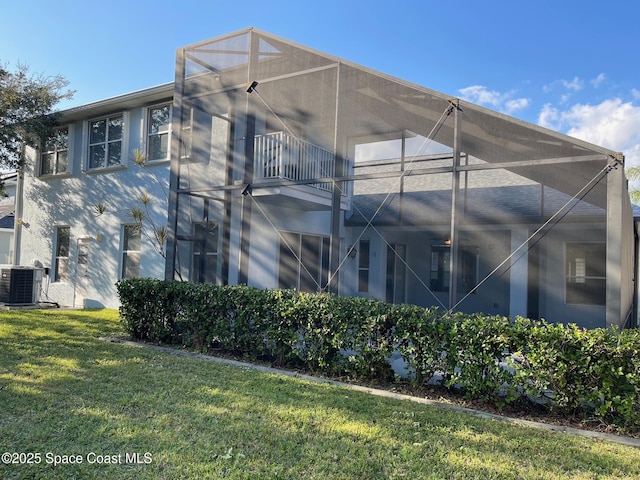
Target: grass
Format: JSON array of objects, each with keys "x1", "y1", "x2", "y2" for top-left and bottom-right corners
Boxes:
[{"x1": 0, "y1": 309, "x2": 639, "y2": 479}]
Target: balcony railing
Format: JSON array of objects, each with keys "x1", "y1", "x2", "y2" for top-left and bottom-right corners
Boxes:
[{"x1": 254, "y1": 132, "x2": 337, "y2": 192}]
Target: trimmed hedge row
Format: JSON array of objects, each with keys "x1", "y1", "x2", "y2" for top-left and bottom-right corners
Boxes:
[{"x1": 116, "y1": 278, "x2": 640, "y2": 429}]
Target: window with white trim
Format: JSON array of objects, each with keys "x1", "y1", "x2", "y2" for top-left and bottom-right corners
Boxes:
[
  {"x1": 121, "y1": 225, "x2": 141, "y2": 279},
  {"x1": 180, "y1": 106, "x2": 193, "y2": 160},
  {"x1": 54, "y1": 226, "x2": 70, "y2": 282},
  {"x1": 41, "y1": 127, "x2": 69, "y2": 175},
  {"x1": 565, "y1": 243, "x2": 606, "y2": 306},
  {"x1": 147, "y1": 104, "x2": 171, "y2": 161},
  {"x1": 88, "y1": 114, "x2": 124, "y2": 169}
]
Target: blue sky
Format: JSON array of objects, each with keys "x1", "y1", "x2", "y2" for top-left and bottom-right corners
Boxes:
[{"x1": 2, "y1": 0, "x2": 639, "y2": 166}]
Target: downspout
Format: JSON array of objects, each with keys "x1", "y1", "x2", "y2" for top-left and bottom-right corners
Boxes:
[{"x1": 12, "y1": 150, "x2": 25, "y2": 266}]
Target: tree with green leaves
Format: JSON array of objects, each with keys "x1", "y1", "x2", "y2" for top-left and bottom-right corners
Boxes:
[
  {"x1": 627, "y1": 166, "x2": 640, "y2": 205},
  {"x1": 0, "y1": 62, "x2": 74, "y2": 174},
  {"x1": 93, "y1": 149, "x2": 169, "y2": 259}
]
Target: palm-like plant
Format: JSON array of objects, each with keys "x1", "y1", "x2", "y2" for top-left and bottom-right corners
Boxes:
[{"x1": 627, "y1": 166, "x2": 640, "y2": 205}]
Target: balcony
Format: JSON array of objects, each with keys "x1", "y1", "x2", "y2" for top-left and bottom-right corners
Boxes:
[
  {"x1": 255, "y1": 132, "x2": 344, "y2": 191},
  {"x1": 252, "y1": 132, "x2": 347, "y2": 210}
]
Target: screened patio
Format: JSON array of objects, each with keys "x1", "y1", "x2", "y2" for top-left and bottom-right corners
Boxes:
[{"x1": 165, "y1": 28, "x2": 634, "y2": 328}]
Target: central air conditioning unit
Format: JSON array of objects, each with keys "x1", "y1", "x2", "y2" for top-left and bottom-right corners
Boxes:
[{"x1": 0, "y1": 267, "x2": 43, "y2": 305}]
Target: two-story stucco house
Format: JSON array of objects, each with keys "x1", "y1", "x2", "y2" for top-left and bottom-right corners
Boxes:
[
  {"x1": 18, "y1": 85, "x2": 173, "y2": 308},
  {"x1": 0, "y1": 172, "x2": 17, "y2": 264},
  {"x1": 16, "y1": 28, "x2": 637, "y2": 329}
]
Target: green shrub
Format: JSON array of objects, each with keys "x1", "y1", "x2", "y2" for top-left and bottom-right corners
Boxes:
[
  {"x1": 509, "y1": 319, "x2": 640, "y2": 428},
  {"x1": 336, "y1": 295, "x2": 395, "y2": 380},
  {"x1": 446, "y1": 313, "x2": 516, "y2": 402},
  {"x1": 116, "y1": 278, "x2": 186, "y2": 343},
  {"x1": 395, "y1": 304, "x2": 452, "y2": 384},
  {"x1": 116, "y1": 279, "x2": 640, "y2": 430}
]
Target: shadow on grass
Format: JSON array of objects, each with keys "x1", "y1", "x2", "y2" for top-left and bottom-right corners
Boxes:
[{"x1": 0, "y1": 309, "x2": 639, "y2": 479}]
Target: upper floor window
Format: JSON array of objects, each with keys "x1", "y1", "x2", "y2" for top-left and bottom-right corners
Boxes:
[
  {"x1": 180, "y1": 106, "x2": 193, "y2": 160},
  {"x1": 41, "y1": 127, "x2": 69, "y2": 175},
  {"x1": 88, "y1": 114, "x2": 124, "y2": 169},
  {"x1": 147, "y1": 104, "x2": 171, "y2": 161}
]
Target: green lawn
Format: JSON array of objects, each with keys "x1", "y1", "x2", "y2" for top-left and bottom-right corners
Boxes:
[{"x1": 0, "y1": 309, "x2": 639, "y2": 480}]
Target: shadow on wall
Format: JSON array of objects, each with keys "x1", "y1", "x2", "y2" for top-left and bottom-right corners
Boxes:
[{"x1": 22, "y1": 164, "x2": 167, "y2": 306}]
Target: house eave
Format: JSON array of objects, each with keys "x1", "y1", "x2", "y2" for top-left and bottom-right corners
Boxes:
[{"x1": 57, "y1": 83, "x2": 175, "y2": 122}]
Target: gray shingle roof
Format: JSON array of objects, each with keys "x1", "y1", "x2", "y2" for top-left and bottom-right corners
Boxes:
[{"x1": 346, "y1": 185, "x2": 605, "y2": 227}]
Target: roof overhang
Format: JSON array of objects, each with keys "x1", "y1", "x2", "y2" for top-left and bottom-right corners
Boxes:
[{"x1": 58, "y1": 83, "x2": 174, "y2": 122}]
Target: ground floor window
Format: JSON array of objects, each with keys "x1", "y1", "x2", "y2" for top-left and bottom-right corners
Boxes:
[
  {"x1": 430, "y1": 245, "x2": 450, "y2": 293},
  {"x1": 565, "y1": 242, "x2": 606, "y2": 306},
  {"x1": 121, "y1": 225, "x2": 141, "y2": 279},
  {"x1": 54, "y1": 226, "x2": 70, "y2": 282},
  {"x1": 357, "y1": 239, "x2": 370, "y2": 293},
  {"x1": 192, "y1": 222, "x2": 219, "y2": 283},
  {"x1": 386, "y1": 243, "x2": 406, "y2": 303},
  {"x1": 430, "y1": 244, "x2": 479, "y2": 294},
  {"x1": 278, "y1": 232, "x2": 330, "y2": 292}
]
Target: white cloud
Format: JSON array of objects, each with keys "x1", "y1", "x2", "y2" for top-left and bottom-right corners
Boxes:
[
  {"x1": 458, "y1": 85, "x2": 529, "y2": 114},
  {"x1": 537, "y1": 98, "x2": 640, "y2": 167},
  {"x1": 504, "y1": 98, "x2": 530, "y2": 114},
  {"x1": 591, "y1": 73, "x2": 606, "y2": 88},
  {"x1": 562, "y1": 77, "x2": 583, "y2": 91},
  {"x1": 543, "y1": 76, "x2": 585, "y2": 95},
  {"x1": 461, "y1": 82, "x2": 640, "y2": 170},
  {"x1": 458, "y1": 85, "x2": 502, "y2": 107},
  {"x1": 537, "y1": 103, "x2": 561, "y2": 129}
]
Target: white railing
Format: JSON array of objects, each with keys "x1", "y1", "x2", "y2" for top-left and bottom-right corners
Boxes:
[{"x1": 254, "y1": 132, "x2": 337, "y2": 192}]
